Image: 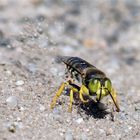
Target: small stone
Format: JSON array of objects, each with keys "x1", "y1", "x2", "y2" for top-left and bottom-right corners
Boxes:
[
  {"x1": 66, "y1": 118, "x2": 71, "y2": 123},
  {"x1": 62, "y1": 45, "x2": 74, "y2": 55},
  {"x1": 37, "y1": 27, "x2": 43, "y2": 34},
  {"x1": 38, "y1": 82, "x2": 42, "y2": 86},
  {"x1": 13, "y1": 121, "x2": 23, "y2": 129},
  {"x1": 7, "y1": 45, "x2": 12, "y2": 49},
  {"x1": 133, "y1": 114, "x2": 139, "y2": 121},
  {"x1": 18, "y1": 106, "x2": 25, "y2": 111},
  {"x1": 58, "y1": 72, "x2": 64, "y2": 77},
  {"x1": 16, "y1": 87, "x2": 24, "y2": 91},
  {"x1": 28, "y1": 63, "x2": 37, "y2": 73},
  {"x1": 120, "y1": 106, "x2": 125, "y2": 112},
  {"x1": 99, "y1": 129, "x2": 105, "y2": 134},
  {"x1": 33, "y1": 33, "x2": 39, "y2": 38},
  {"x1": 60, "y1": 132, "x2": 64, "y2": 136},
  {"x1": 135, "y1": 105, "x2": 140, "y2": 111},
  {"x1": 81, "y1": 134, "x2": 87, "y2": 140},
  {"x1": 50, "y1": 68, "x2": 58, "y2": 75},
  {"x1": 39, "y1": 104, "x2": 45, "y2": 112},
  {"x1": 65, "y1": 130, "x2": 73, "y2": 140},
  {"x1": 16, "y1": 117, "x2": 22, "y2": 122},
  {"x1": 6, "y1": 70, "x2": 12, "y2": 76},
  {"x1": 53, "y1": 114, "x2": 63, "y2": 123},
  {"x1": 7, "y1": 121, "x2": 23, "y2": 133},
  {"x1": 128, "y1": 126, "x2": 132, "y2": 130},
  {"x1": 8, "y1": 124, "x2": 16, "y2": 133},
  {"x1": 86, "y1": 129, "x2": 90, "y2": 132},
  {"x1": 106, "y1": 128, "x2": 113, "y2": 136},
  {"x1": 15, "y1": 80, "x2": 24, "y2": 86},
  {"x1": 52, "y1": 108, "x2": 60, "y2": 115},
  {"x1": 6, "y1": 96, "x2": 18, "y2": 108},
  {"x1": 75, "y1": 118, "x2": 83, "y2": 124}
]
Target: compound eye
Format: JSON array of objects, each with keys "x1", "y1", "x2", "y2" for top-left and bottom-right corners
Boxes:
[
  {"x1": 105, "y1": 79, "x2": 112, "y2": 92},
  {"x1": 92, "y1": 79, "x2": 100, "y2": 92}
]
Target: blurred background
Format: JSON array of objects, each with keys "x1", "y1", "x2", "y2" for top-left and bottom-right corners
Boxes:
[
  {"x1": 0, "y1": 0, "x2": 140, "y2": 140},
  {"x1": 0, "y1": 0, "x2": 140, "y2": 100}
]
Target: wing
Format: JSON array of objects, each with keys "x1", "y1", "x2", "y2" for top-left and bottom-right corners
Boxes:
[{"x1": 56, "y1": 56, "x2": 96, "y2": 75}]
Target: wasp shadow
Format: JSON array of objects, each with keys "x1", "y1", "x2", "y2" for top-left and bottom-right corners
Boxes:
[{"x1": 77, "y1": 100, "x2": 110, "y2": 119}]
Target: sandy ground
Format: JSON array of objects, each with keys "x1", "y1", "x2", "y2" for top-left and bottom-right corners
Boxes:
[{"x1": 0, "y1": 0, "x2": 140, "y2": 140}]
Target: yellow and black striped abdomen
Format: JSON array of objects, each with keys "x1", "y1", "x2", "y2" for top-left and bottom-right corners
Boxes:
[
  {"x1": 57, "y1": 56, "x2": 96, "y2": 81},
  {"x1": 57, "y1": 56, "x2": 95, "y2": 74}
]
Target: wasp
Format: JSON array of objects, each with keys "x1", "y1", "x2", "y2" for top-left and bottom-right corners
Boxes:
[{"x1": 50, "y1": 56, "x2": 120, "y2": 112}]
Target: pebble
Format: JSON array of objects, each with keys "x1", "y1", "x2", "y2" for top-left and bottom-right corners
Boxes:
[
  {"x1": 7, "y1": 121, "x2": 23, "y2": 133},
  {"x1": 99, "y1": 129, "x2": 105, "y2": 134},
  {"x1": 37, "y1": 27, "x2": 43, "y2": 34},
  {"x1": 6, "y1": 96, "x2": 18, "y2": 108},
  {"x1": 106, "y1": 128, "x2": 113, "y2": 136},
  {"x1": 120, "y1": 106, "x2": 125, "y2": 112},
  {"x1": 53, "y1": 114, "x2": 63, "y2": 123},
  {"x1": 16, "y1": 86, "x2": 24, "y2": 91},
  {"x1": 52, "y1": 108, "x2": 60, "y2": 115},
  {"x1": 7, "y1": 45, "x2": 12, "y2": 49},
  {"x1": 8, "y1": 123, "x2": 16, "y2": 133},
  {"x1": 33, "y1": 33, "x2": 39, "y2": 38},
  {"x1": 50, "y1": 68, "x2": 58, "y2": 75},
  {"x1": 133, "y1": 114, "x2": 139, "y2": 121},
  {"x1": 6, "y1": 70, "x2": 12, "y2": 76},
  {"x1": 135, "y1": 105, "x2": 140, "y2": 111},
  {"x1": 15, "y1": 80, "x2": 24, "y2": 86},
  {"x1": 39, "y1": 104, "x2": 46, "y2": 112},
  {"x1": 65, "y1": 130, "x2": 73, "y2": 140},
  {"x1": 81, "y1": 134, "x2": 88, "y2": 140},
  {"x1": 58, "y1": 72, "x2": 64, "y2": 77},
  {"x1": 28, "y1": 63, "x2": 37, "y2": 73},
  {"x1": 75, "y1": 118, "x2": 83, "y2": 124},
  {"x1": 16, "y1": 117, "x2": 22, "y2": 122},
  {"x1": 18, "y1": 106, "x2": 25, "y2": 111},
  {"x1": 61, "y1": 45, "x2": 74, "y2": 55},
  {"x1": 118, "y1": 112, "x2": 127, "y2": 120},
  {"x1": 0, "y1": 37, "x2": 10, "y2": 47},
  {"x1": 13, "y1": 121, "x2": 23, "y2": 129}
]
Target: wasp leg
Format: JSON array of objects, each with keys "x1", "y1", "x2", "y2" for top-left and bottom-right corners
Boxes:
[
  {"x1": 79, "y1": 85, "x2": 90, "y2": 103},
  {"x1": 109, "y1": 88, "x2": 120, "y2": 112},
  {"x1": 50, "y1": 82, "x2": 66, "y2": 109},
  {"x1": 68, "y1": 85, "x2": 80, "y2": 112},
  {"x1": 50, "y1": 80, "x2": 78, "y2": 110},
  {"x1": 68, "y1": 89, "x2": 74, "y2": 112}
]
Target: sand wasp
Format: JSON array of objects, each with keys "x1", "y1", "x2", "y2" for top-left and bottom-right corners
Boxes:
[{"x1": 50, "y1": 56, "x2": 120, "y2": 112}]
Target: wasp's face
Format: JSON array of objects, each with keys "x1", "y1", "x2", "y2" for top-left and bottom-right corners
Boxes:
[{"x1": 88, "y1": 77, "x2": 112, "y2": 101}]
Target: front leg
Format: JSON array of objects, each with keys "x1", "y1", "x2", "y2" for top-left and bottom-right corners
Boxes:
[{"x1": 79, "y1": 85, "x2": 90, "y2": 103}]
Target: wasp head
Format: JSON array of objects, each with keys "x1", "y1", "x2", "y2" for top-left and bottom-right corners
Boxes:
[{"x1": 88, "y1": 77, "x2": 112, "y2": 101}]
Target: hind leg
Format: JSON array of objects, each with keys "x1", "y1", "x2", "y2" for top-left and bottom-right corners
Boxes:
[
  {"x1": 50, "y1": 80, "x2": 79, "y2": 110},
  {"x1": 50, "y1": 82, "x2": 66, "y2": 109}
]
